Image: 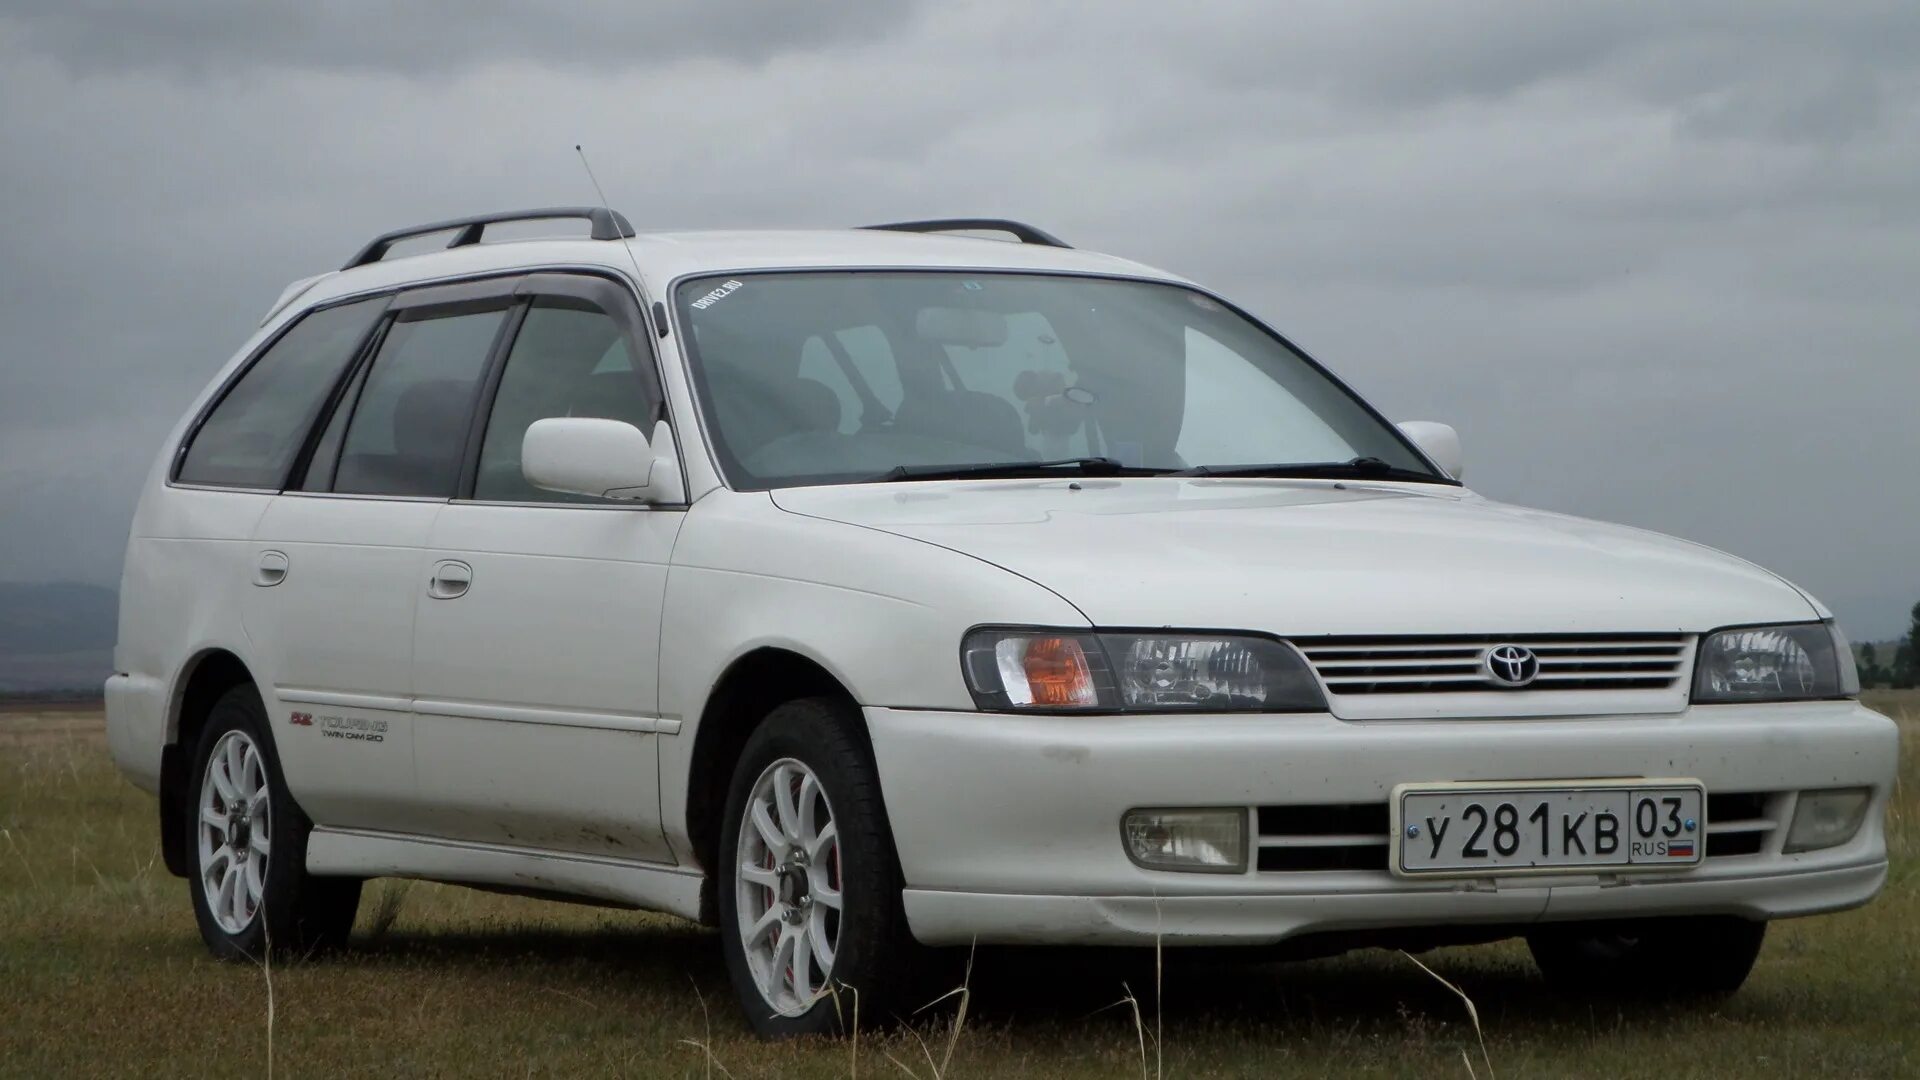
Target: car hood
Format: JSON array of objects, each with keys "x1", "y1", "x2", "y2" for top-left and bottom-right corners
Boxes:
[{"x1": 770, "y1": 479, "x2": 1817, "y2": 636}]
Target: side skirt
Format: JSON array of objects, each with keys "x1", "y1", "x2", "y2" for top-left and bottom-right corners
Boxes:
[{"x1": 306, "y1": 826, "x2": 705, "y2": 921}]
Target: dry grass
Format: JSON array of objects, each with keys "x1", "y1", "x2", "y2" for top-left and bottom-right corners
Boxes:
[{"x1": 1, "y1": 694, "x2": 1915, "y2": 1078}]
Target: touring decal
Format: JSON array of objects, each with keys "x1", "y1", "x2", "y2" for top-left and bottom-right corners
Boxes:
[{"x1": 289, "y1": 709, "x2": 387, "y2": 744}]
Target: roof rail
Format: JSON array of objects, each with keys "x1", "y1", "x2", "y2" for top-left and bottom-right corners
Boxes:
[
  {"x1": 861, "y1": 218, "x2": 1071, "y2": 249},
  {"x1": 341, "y1": 206, "x2": 637, "y2": 270}
]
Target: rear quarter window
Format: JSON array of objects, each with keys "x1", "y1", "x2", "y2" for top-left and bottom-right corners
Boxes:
[{"x1": 176, "y1": 297, "x2": 385, "y2": 489}]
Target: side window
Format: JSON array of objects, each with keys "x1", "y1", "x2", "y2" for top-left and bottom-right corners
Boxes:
[
  {"x1": 473, "y1": 298, "x2": 657, "y2": 503},
  {"x1": 332, "y1": 306, "x2": 509, "y2": 497},
  {"x1": 295, "y1": 359, "x2": 365, "y2": 492},
  {"x1": 176, "y1": 297, "x2": 385, "y2": 488}
]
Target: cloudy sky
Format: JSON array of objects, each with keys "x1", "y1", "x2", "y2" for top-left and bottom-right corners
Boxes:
[{"x1": 2, "y1": 1, "x2": 1916, "y2": 639}]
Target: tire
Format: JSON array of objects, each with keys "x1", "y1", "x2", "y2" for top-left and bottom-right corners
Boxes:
[
  {"x1": 186, "y1": 684, "x2": 362, "y2": 960},
  {"x1": 1527, "y1": 916, "x2": 1766, "y2": 999},
  {"x1": 717, "y1": 697, "x2": 917, "y2": 1037}
]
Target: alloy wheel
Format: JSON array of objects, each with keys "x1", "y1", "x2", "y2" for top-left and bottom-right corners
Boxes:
[
  {"x1": 734, "y1": 757, "x2": 843, "y2": 1016},
  {"x1": 197, "y1": 729, "x2": 272, "y2": 935}
]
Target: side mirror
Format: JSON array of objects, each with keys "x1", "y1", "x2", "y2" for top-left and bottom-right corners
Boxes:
[
  {"x1": 1396, "y1": 421, "x2": 1463, "y2": 479},
  {"x1": 522, "y1": 418, "x2": 682, "y2": 502}
]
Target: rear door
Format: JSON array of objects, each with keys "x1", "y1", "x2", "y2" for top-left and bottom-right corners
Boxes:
[
  {"x1": 409, "y1": 273, "x2": 683, "y2": 861},
  {"x1": 168, "y1": 294, "x2": 388, "y2": 812},
  {"x1": 244, "y1": 278, "x2": 522, "y2": 831}
]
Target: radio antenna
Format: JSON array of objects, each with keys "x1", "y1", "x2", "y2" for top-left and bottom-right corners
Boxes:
[{"x1": 575, "y1": 143, "x2": 662, "y2": 337}]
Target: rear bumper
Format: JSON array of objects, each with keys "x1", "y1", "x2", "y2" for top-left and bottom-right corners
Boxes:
[
  {"x1": 104, "y1": 671, "x2": 167, "y2": 794},
  {"x1": 865, "y1": 702, "x2": 1898, "y2": 946}
]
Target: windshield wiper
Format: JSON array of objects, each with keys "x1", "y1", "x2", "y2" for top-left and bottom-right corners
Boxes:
[
  {"x1": 1171, "y1": 456, "x2": 1452, "y2": 484},
  {"x1": 874, "y1": 456, "x2": 1167, "y2": 482}
]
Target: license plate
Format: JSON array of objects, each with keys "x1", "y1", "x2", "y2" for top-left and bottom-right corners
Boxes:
[{"x1": 1392, "y1": 780, "x2": 1705, "y2": 876}]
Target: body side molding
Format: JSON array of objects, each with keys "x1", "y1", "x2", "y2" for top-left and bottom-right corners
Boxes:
[
  {"x1": 306, "y1": 827, "x2": 703, "y2": 920},
  {"x1": 276, "y1": 687, "x2": 682, "y2": 735}
]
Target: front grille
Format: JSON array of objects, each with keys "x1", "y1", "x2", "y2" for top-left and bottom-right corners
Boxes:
[
  {"x1": 1260, "y1": 845, "x2": 1388, "y2": 872},
  {"x1": 1704, "y1": 791, "x2": 1781, "y2": 858},
  {"x1": 1257, "y1": 802, "x2": 1390, "y2": 872},
  {"x1": 1258, "y1": 803, "x2": 1391, "y2": 836},
  {"x1": 1295, "y1": 633, "x2": 1690, "y2": 696}
]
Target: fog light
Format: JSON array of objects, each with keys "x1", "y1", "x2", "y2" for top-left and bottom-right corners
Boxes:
[
  {"x1": 1122, "y1": 808, "x2": 1246, "y2": 873},
  {"x1": 1784, "y1": 788, "x2": 1871, "y2": 853}
]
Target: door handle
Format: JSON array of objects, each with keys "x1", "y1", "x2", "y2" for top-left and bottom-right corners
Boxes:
[
  {"x1": 428, "y1": 560, "x2": 472, "y2": 599},
  {"x1": 253, "y1": 550, "x2": 289, "y2": 587}
]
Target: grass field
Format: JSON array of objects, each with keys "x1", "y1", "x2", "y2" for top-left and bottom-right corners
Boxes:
[{"x1": 2, "y1": 695, "x2": 1914, "y2": 1078}]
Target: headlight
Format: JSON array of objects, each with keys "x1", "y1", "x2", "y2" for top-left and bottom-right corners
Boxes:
[
  {"x1": 1692, "y1": 621, "x2": 1858, "y2": 703},
  {"x1": 961, "y1": 628, "x2": 1327, "y2": 712}
]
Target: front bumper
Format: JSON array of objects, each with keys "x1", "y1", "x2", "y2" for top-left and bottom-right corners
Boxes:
[{"x1": 864, "y1": 702, "x2": 1898, "y2": 946}]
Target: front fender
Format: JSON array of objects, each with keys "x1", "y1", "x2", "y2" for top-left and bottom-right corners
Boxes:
[{"x1": 655, "y1": 490, "x2": 1086, "y2": 855}]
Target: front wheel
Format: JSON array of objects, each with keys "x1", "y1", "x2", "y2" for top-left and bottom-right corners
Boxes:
[
  {"x1": 1527, "y1": 916, "x2": 1766, "y2": 999},
  {"x1": 187, "y1": 684, "x2": 361, "y2": 960},
  {"x1": 717, "y1": 697, "x2": 915, "y2": 1037}
]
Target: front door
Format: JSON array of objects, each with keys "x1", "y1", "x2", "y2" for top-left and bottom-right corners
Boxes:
[{"x1": 409, "y1": 274, "x2": 683, "y2": 862}]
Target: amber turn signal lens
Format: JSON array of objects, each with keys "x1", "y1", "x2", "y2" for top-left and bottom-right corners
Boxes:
[{"x1": 1023, "y1": 636, "x2": 1097, "y2": 706}]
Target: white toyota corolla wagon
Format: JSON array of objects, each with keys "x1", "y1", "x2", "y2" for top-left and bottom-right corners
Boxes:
[{"x1": 107, "y1": 209, "x2": 1897, "y2": 1035}]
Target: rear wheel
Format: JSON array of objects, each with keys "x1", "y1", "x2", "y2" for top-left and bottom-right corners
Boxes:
[
  {"x1": 717, "y1": 697, "x2": 914, "y2": 1037},
  {"x1": 1527, "y1": 916, "x2": 1765, "y2": 998},
  {"x1": 187, "y1": 684, "x2": 361, "y2": 960}
]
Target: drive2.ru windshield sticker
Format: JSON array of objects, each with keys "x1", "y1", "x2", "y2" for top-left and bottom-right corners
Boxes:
[{"x1": 690, "y1": 279, "x2": 745, "y2": 309}]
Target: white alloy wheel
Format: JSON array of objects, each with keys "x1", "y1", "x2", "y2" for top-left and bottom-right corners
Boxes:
[
  {"x1": 734, "y1": 757, "x2": 843, "y2": 1016},
  {"x1": 197, "y1": 729, "x2": 271, "y2": 935}
]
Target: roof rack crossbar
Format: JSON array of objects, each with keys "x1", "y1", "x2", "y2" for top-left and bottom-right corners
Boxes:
[
  {"x1": 861, "y1": 218, "x2": 1071, "y2": 249},
  {"x1": 341, "y1": 206, "x2": 637, "y2": 270}
]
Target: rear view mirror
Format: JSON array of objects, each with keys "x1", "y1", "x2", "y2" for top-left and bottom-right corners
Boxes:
[
  {"x1": 1397, "y1": 421, "x2": 1463, "y2": 479},
  {"x1": 915, "y1": 307, "x2": 1008, "y2": 348},
  {"x1": 522, "y1": 418, "x2": 682, "y2": 502}
]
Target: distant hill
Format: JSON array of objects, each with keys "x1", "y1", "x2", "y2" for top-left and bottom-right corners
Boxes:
[
  {"x1": 0, "y1": 582, "x2": 117, "y2": 693},
  {"x1": 1855, "y1": 639, "x2": 1910, "y2": 663}
]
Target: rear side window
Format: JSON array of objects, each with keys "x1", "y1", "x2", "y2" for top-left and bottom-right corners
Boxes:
[
  {"x1": 332, "y1": 306, "x2": 509, "y2": 497},
  {"x1": 176, "y1": 297, "x2": 385, "y2": 488}
]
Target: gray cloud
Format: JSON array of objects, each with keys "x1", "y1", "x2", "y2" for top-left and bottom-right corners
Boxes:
[
  {"x1": 2, "y1": 1, "x2": 1917, "y2": 638},
  {"x1": 2, "y1": 0, "x2": 912, "y2": 73}
]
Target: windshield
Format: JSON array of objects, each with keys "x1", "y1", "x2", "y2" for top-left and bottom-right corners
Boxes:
[{"x1": 674, "y1": 271, "x2": 1440, "y2": 488}]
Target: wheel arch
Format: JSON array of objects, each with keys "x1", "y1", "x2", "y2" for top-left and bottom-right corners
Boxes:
[
  {"x1": 158, "y1": 647, "x2": 260, "y2": 877},
  {"x1": 683, "y1": 646, "x2": 868, "y2": 924}
]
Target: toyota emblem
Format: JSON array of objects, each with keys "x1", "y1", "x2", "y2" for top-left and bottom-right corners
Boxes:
[{"x1": 1482, "y1": 644, "x2": 1540, "y2": 688}]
